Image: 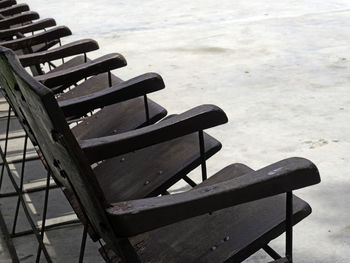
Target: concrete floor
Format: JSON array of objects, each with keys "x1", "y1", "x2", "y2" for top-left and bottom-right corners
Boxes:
[{"x1": 0, "y1": 0, "x2": 350, "y2": 261}]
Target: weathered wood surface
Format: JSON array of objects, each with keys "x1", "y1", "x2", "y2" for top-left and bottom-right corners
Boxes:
[
  {"x1": 72, "y1": 97, "x2": 167, "y2": 139},
  {"x1": 0, "y1": 3, "x2": 29, "y2": 17},
  {"x1": 13, "y1": 39, "x2": 61, "y2": 56},
  {"x1": 0, "y1": 0, "x2": 16, "y2": 10},
  {"x1": 57, "y1": 71, "x2": 117, "y2": 101},
  {"x1": 107, "y1": 157, "x2": 320, "y2": 236},
  {"x1": 100, "y1": 162, "x2": 317, "y2": 262},
  {"x1": 121, "y1": 163, "x2": 315, "y2": 263},
  {"x1": 0, "y1": 11, "x2": 39, "y2": 30},
  {"x1": 0, "y1": 18, "x2": 56, "y2": 39},
  {"x1": 19, "y1": 39, "x2": 99, "y2": 67},
  {"x1": 35, "y1": 53, "x2": 126, "y2": 88},
  {"x1": 60, "y1": 72, "x2": 167, "y2": 136},
  {"x1": 80, "y1": 104, "x2": 228, "y2": 163},
  {"x1": 41, "y1": 55, "x2": 87, "y2": 94},
  {"x1": 93, "y1": 131, "x2": 221, "y2": 202},
  {"x1": 1, "y1": 25, "x2": 71, "y2": 50},
  {"x1": 46, "y1": 55, "x2": 86, "y2": 74},
  {"x1": 59, "y1": 73, "x2": 164, "y2": 117}
]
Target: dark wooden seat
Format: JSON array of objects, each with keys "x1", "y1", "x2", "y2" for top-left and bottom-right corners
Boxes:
[
  {"x1": 0, "y1": 18, "x2": 56, "y2": 40},
  {"x1": 0, "y1": 3, "x2": 30, "y2": 17},
  {"x1": 45, "y1": 55, "x2": 86, "y2": 74},
  {"x1": 72, "y1": 97, "x2": 166, "y2": 139},
  {"x1": 61, "y1": 73, "x2": 166, "y2": 138},
  {"x1": 58, "y1": 71, "x2": 120, "y2": 100},
  {"x1": 93, "y1": 131, "x2": 220, "y2": 202},
  {"x1": 0, "y1": 0, "x2": 16, "y2": 10},
  {"x1": 1, "y1": 25, "x2": 72, "y2": 59},
  {"x1": 39, "y1": 55, "x2": 168, "y2": 135},
  {"x1": 102, "y1": 163, "x2": 312, "y2": 263},
  {"x1": 0, "y1": 11, "x2": 40, "y2": 30},
  {"x1": 0, "y1": 46, "x2": 320, "y2": 262}
]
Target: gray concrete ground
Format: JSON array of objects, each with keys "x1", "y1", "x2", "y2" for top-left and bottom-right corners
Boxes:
[{"x1": 0, "y1": 0, "x2": 350, "y2": 262}]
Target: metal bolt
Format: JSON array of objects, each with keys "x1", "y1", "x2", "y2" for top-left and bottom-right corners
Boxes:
[
  {"x1": 158, "y1": 170, "x2": 163, "y2": 175},
  {"x1": 144, "y1": 180, "x2": 150, "y2": 185},
  {"x1": 53, "y1": 159, "x2": 60, "y2": 167},
  {"x1": 224, "y1": 236, "x2": 229, "y2": 242},
  {"x1": 120, "y1": 157, "x2": 125, "y2": 162},
  {"x1": 210, "y1": 246, "x2": 217, "y2": 251}
]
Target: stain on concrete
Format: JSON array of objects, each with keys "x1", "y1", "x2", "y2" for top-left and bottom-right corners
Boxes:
[
  {"x1": 169, "y1": 46, "x2": 232, "y2": 54},
  {"x1": 304, "y1": 139, "x2": 328, "y2": 149}
]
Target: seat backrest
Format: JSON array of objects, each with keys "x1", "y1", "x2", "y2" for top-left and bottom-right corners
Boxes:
[
  {"x1": 0, "y1": 47, "x2": 133, "y2": 259},
  {"x1": 0, "y1": 51, "x2": 37, "y2": 144}
]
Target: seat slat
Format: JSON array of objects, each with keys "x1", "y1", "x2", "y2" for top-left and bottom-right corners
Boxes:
[
  {"x1": 57, "y1": 72, "x2": 120, "y2": 101},
  {"x1": 47, "y1": 55, "x2": 86, "y2": 74},
  {"x1": 94, "y1": 131, "x2": 221, "y2": 202},
  {"x1": 58, "y1": 72, "x2": 167, "y2": 136},
  {"x1": 72, "y1": 97, "x2": 166, "y2": 140}
]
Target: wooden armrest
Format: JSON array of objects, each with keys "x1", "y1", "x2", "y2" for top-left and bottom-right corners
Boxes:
[
  {"x1": 58, "y1": 72, "x2": 164, "y2": 117},
  {"x1": 19, "y1": 39, "x2": 99, "y2": 67},
  {"x1": 1, "y1": 25, "x2": 71, "y2": 51},
  {"x1": 0, "y1": 18, "x2": 56, "y2": 39},
  {"x1": 0, "y1": 0, "x2": 16, "y2": 10},
  {"x1": 107, "y1": 157, "x2": 321, "y2": 236},
  {"x1": 34, "y1": 53, "x2": 126, "y2": 88},
  {"x1": 80, "y1": 104, "x2": 228, "y2": 163},
  {"x1": 0, "y1": 11, "x2": 39, "y2": 30},
  {"x1": 0, "y1": 3, "x2": 29, "y2": 17}
]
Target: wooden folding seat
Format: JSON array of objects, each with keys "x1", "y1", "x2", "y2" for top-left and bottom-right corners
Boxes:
[
  {"x1": 0, "y1": 3, "x2": 30, "y2": 18},
  {"x1": 0, "y1": 0, "x2": 16, "y2": 10},
  {"x1": 0, "y1": 46, "x2": 321, "y2": 263}
]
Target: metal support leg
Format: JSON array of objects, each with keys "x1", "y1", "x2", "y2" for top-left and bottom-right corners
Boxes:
[
  {"x1": 182, "y1": 175, "x2": 197, "y2": 187},
  {"x1": 143, "y1": 95, "x2": 150, "y2": 125},
  {"x1": 108, "y1": 70, "x2": 112, "y2": 87},
  {"x1": 48, "y1": 61, "x2": 52, "y2": 71},
  {"x1": 198, "y1": 130, "x2": 207, "y2": 181},
  {"x1": 11, "y1": 135, "x2": 28, "y2": 235},
  {"x1": 286, "y1": 192, "x2": 293, "y2": 262},
  {"x1": 0, "y1": 144, "x2": 53, "y2": 262},
  {"x1": 79, "y1": 225, "x2": 88, "y2": 263},
  {"x1": 0, "y1": 105, "x2": 12, "y2": 190},
  {"x1": 99, "y1": 239, "x2": 112, "y2": 263},
  {"x1": 59, "y1": 39, "x2": 65, "y2": 64},
  {"x1": 35, "y1": 171, "x2": 52, "y2": 263},
  {"x1": 263, "y1": 244, "x2": 282, "y2": 260},
  {"x1": 84, "y1": 53, "x2": 88, "y2": 82}
]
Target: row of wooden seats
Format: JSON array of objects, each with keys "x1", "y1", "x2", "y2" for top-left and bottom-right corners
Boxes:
[{"x1": 0, "y1": 1, "x2": 321, "y2": 262}]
